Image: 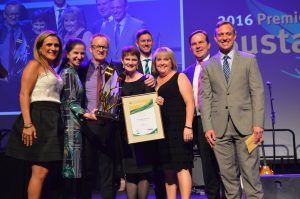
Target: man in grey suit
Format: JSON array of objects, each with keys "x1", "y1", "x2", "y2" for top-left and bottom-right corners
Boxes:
[
  {"x1": 201, "y1": 21, "x2": 264, "y2": 199},
  {"x1": 101, "y1": 0, "x2": 145, "y2": 62}
]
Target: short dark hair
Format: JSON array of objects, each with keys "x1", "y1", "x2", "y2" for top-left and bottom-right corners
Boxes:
[
  {"x1": 188, "y1": 30, "x2": 209, "y2": 46},
  {"x1": 136, "y1": 29, "x2": 152, "y2": 41},
  {"x1": 4, "y1": 1, "x2": 21, "y2": 13},
  {"x1": 214, "y1": 21, "x2": 236, "y2": 36},
  {"x1": 111, "y1": 0, "x2": 127, "y2": 7},
  {"x1": 32, "y1": 9, "x2": 47, "y2": 24},
  {"x1": 121, "y1": 45, "x2": 140, "y2": 60},
  {"x1": 58, "y1": 38, "x2": 86, "y2": 74},
  {"x1": 65, "y1": 38, "x2": 86, "y2": 54}
]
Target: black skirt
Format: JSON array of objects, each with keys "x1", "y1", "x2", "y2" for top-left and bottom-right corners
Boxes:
[{"x1": 6, "y1": 101, "x2": 64, "y2": 162}]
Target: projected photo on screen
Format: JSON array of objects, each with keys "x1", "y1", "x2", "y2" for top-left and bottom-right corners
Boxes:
[{"x1": 0, "y1": 0, "x2": 183, "y2": 114}]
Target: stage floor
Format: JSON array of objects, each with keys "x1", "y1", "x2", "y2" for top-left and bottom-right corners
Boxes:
[{"x1": 93, "y1": 188, "x2": 209, "y2": 199}]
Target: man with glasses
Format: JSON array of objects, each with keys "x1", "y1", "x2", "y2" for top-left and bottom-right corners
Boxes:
[
  {"x1": 0, "y1": 0, "x2": 29, "y2": 113},
  {"x1": 78, "y1": 33, "x2": 119, "y2": 199},
  {"x1": 79, "y1": 34, "x2": 155, "y2": 199},
  {"x1": 0, "y1": 0, "x2": 28, "y2": 80}
]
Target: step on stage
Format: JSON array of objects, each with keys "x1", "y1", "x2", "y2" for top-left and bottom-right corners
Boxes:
[{"x1": 261, "y1": 174, "x2": 300, "y2": 198}]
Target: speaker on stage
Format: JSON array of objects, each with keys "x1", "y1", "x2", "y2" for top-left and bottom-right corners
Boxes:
[{"x1": 261, "y1": 174, "x2": 300, "y2": 198}]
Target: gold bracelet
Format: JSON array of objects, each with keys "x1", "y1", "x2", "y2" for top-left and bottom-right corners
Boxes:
[{"x1": 23, "y1": 124, "x2": 33, "y2": 129}]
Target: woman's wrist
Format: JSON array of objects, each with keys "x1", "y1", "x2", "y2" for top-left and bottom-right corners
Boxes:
[
  {"x1": 184, "y1": 125, "x2": 192, "y2": 129},
  {"x1": 23, "y1": 123, "x2": 33, "y2": 129}
]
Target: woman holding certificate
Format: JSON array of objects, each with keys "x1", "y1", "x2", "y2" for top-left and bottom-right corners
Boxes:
[
  {"x1": 119, "y1": 46, "x2": 161, "y2": 199},
  {"x1": 153, "y1": 47, "x2": 194, "y2": 199}
]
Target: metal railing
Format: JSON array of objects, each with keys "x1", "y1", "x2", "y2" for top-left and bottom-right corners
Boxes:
[{"x1": 262, "y1": 129, "x2": 297, "y2": 164}]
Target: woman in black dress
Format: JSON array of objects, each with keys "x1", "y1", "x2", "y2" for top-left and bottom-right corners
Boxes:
[
  {"x1": 153, "y1": 47, "x2": 194, "y2": 199},
  {"x1": 119, "y1": 46, "x2": 163, "y2": 199}
]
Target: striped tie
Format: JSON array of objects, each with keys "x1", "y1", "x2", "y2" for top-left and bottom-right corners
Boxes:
[
  {"x1": 57, "y1": 9, "x2": 64, "y2": 37},
  {"x1": 223, "y1": 55, "x2": 230, "y2": 82},
  {"x1": 9, "y1": 29, "x2": 16, "y2": 74},
  {"x1": 144, "y1": 59, "x2": 151, "y2": 74},
  {"x1": 115, "y1": 23, "x2": 120, "y2": 48}
]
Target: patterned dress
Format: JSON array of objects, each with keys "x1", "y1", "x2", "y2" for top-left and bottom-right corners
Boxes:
[{"x1": 60, "y1": 65, "x2": 85, "y2": 178}]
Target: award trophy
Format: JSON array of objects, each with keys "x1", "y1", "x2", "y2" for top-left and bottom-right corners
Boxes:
[{"x1": 96, "y1": 61, "x2": 124, "y2": 121}]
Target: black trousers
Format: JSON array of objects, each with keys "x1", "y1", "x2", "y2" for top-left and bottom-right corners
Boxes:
[
  {"x1": 153, "y1": 165, "x2": 166, "y2": 199},
  {"x1": 193, "y1": 116, "x2": 224, "y2": 199},
  {"x1": 81, "y1": 120, "x2": 116, "y2": 199}
]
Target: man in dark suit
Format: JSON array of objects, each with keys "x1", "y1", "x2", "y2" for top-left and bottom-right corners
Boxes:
[
  {"x1": 92, "y1": 0, "x2": 113, "y2": 33},
  {"x1": 184, "y1": 30, "x2": 224, "y2": 199},
  {"x1": 78, "y1": 33, "x2": 120, "y2": 199},
  {"x1": 44, "y1": 0, "x2": 70, "y2": 37},
  {"x1": 101, "y1": 0, "x2": 145, "y2": 62},
  {"x1": 136, "y1": 29, "x2": 154, "y2": 75},
  {"x1": 201, "y1": 21, "x2": 264, "y2": 199},
  {"x1": 78, "y1": 33, "x2": 155, "y2": 199},
  {"x1": 0, "y1": 0, "x2": 29, "y2": 112},
  {"x1": 0, "y1": 0, "x2": 28, "y2": 80},
  {"x1": 135, "y1": 29, "x2": 166, "y2": 199}
]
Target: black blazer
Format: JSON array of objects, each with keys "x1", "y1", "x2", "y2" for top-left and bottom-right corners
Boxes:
[
  {"x1": 137, "y1": 60, "x2": 159, "y2": 78},
  {"x1": 183, "y1": 62, "x2": 197, "y2": 84}
]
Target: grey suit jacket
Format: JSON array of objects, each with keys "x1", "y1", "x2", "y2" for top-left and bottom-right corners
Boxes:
[
  {"x1": 200, "y1": 50, "x2": 265, "y2": 137},
  {"x1": 101, "y1": 15, "x2": 145, "y2": 62}
]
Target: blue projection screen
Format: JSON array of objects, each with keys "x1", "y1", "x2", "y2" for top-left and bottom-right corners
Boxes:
[{"x1": 0, "y1": 0, "x2": 299, "y2": 158}]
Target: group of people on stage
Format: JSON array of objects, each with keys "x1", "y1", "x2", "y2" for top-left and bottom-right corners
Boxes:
[{"x1": 4, "y1": 12, "x2": 265, "y2": 199}]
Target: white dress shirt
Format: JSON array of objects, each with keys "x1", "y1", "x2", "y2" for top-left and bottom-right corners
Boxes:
[{"x1": 192, "y1": 55, "x2": 210, "y2": 116}]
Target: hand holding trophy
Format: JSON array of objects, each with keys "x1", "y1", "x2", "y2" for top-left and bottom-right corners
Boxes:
[{"x1": 96, "y1": 61, "x2": 124, "y2": 121}]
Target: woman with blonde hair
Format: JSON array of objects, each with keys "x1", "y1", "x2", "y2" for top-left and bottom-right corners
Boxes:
[
  {"x1": 62, "y1": 6, "x2": 92, "y2": 59},
  {"x1": 6, "y1": 31, "x2": 64, "y2": 199},
  {"x1": 153, "y1": 47, "x2": 194, "y2": 199}
]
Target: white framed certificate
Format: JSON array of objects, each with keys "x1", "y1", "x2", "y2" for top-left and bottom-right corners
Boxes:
[{"x1": 122, "y1": 92, "x2": 165, "y2": 144}]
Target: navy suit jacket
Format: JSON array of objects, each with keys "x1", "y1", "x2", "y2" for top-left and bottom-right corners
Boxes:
[
  {"x1": 183, "y1": 62, "x2": 197, "y2": 84},
  {"x1": 101, "y1": 15, "x2": 145, "y2": 62},
  {"x1": 44, "y1": 5, "x2": 70, "y2": 34},
  {"x1": 92, "y1": 18, "x2": 104, "y2": 34}
]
